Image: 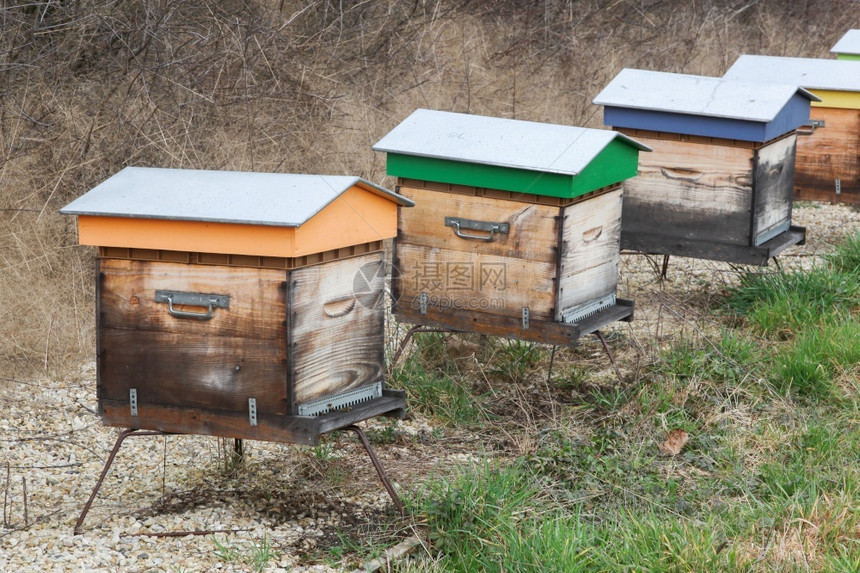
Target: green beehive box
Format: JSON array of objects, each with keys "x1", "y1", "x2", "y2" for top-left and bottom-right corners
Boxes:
[{"x1": 373, "y1": 109, "x2": 649, "y2": 346}]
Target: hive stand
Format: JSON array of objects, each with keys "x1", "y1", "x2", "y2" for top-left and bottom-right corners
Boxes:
[
  {"x1": 73, "y1": 413, "x2": 407, "y2": 535},
  {"x1": 392, "y1": 322, "x2": 627, "y2": 384}
]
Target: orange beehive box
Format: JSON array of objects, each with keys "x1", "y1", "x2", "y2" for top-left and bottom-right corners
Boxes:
[{"x1": 61, "y1": 167, "x2": 414, "y2": 445}]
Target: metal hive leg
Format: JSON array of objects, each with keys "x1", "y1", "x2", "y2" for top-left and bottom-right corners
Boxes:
[
  {"x1": 661, "y1": 254, "x2": 671, "y2": 279},
  {"x1": 391, "y1": 325, "x2": 451, "y2": 366},
  {"x1": 74, "y1": 429, "x2": 166, "y2": 535},
  {"x1": 344, "y1": 425, "x2": 406, "y2": 517},
  {"x1": 593, "y1": 330, "x2": 624, "y2": 384}
]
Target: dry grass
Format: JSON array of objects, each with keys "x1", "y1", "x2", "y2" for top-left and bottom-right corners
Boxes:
[{"x1": 0, "y1": 0, "x2": 854, "y2": 375}]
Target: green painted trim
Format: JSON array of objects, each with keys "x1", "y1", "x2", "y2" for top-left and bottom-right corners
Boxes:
[
  {"x1": 386, "y1": 139, "x2": 641, "y2": 199},
  {"x1": 386, "y1": 153, "x2": 573, "y2": 197},
  {"x1": 836, "y1": 54, "x2": 860, "y2": 61},
  {"x1": 570, "y1": 139, "x2": 640, "y2": 196}
]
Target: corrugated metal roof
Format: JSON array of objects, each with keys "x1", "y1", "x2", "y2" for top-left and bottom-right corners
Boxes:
[
  {"x1": 593, "y1": 68, "x2": 819, "y2": 121},
  {"x1": 831, "y1": 29, "x2": 860, "y2": 55},
  {"x1": 372, "y1": 109, "x2": 650, "y2": 176},
  {"x1": 60, "y1": 167, "x2": 412, "y2": 226},
  {"x1": 724, "y1": 55, "x2": 860, "y2": 92}
]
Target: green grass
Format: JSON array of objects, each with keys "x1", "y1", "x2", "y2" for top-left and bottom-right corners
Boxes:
[
  {"x1": 410, "y1": 397, "x2": 860, "y2": 571},
  {"x1": 402, "y1": 235, "x2": 860, "y2": 572},
  {"x1": 724, "y1": 266, "x2": 858, "y2": 337},
  {"x1": 486, "y1": 339, "x2": 544, "y2": 383},
  {"x1": 825, "y1": 230, "x2": 860, "y2": 274},
  {"x1": 723, "y1": 241, "x2": 859, "y2": 400},
  {"x1": 211, "y1": 533, "x2": 278, "y2": 573},
  {"x1": 411, "y1": 460, "x2": 744, "y2": 572},
  {"x1": 771, "y1": 319, "x2": 860, "y2": 398},
  {"x1": 390, "y1": 357, "x2": 489, "y2": 426}
]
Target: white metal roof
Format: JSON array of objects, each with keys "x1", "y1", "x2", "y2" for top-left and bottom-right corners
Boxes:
[
  {"x1": 724, "y1": 55, "x2": 860, "y2": 92},
  {"x1": 831, "y1": 29, "x2": 860, "y2": 55},
  {"x1": 593, "y1": 68, "x2": 819, "y2": 121},
  {"x1": 60, "y1": 167, "x2": 412, "y2": 226},
  {"x1": 372, "y1": 109, "x2": 650, "y2": 176}
]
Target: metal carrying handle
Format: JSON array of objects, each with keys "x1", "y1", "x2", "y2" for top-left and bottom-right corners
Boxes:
[
  {"x1": 453, "y1": 221, "x2": 500, "y2": 242},
  {"x1": 796, "y1": 119, "x2": 825, "y2": 136},
  {"x1": 154, "y1": 290, "x2": 230, "y2": 321},
  {"x1": 444, "y1": 216, "x2": 510, "y2": 243},
  {"x1": 166, "y1": 296, "x2": 214, "y2": 320}
]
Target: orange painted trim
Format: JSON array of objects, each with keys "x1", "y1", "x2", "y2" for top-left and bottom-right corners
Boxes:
[
  {"x1": 293, "y1": 186, "x2": 398, "y2": 256},
  {"x1": 77, "y1": 216, "x2": 300, "y2": 257},
  {"x1": 74, "y1": 185, "x2": 399, "y2": 257}
]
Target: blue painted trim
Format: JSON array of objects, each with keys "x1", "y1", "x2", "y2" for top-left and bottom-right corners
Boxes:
[
  {"x1": 762, "y1": 93, "x2": 813, "y2": 141},
  {"x1": 604, "y1": 101, "x2": 809, "y2": 142}
]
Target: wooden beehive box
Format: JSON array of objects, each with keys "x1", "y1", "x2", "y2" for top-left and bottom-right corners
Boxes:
[
  {"x1": 594, "y1": 69, "x2": 816, "y2": 265},
  {"x1": 724, "y1": 55, "x2": 860, "y2": 205},
  {"x1": 61, "y1": 167, "x2": 413, "y2": 445},
  {"x1": 831, "y1": 29, "x2": 860, "y2": 61},
  {"x1": 372, "y1": 109, "x2": 649, "y2": 346}
]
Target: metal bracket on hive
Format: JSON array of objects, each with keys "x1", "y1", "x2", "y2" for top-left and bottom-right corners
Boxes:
[{"x1": 297, "y1": 382, "x2": 383, "y2": 416}]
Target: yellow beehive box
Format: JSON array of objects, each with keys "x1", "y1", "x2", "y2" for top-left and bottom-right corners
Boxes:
[{"x1": 725, "y1": 56, "x2": 860, "y2": 204}]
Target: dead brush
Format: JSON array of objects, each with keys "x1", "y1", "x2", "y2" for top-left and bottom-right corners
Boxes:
[{"x1": 0, "y1": 0, "x2": 855, "y2": 382}]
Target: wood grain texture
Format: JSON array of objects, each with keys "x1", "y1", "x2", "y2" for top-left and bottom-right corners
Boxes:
[
  {"x1": 394, "y1": 300, "x2": 633, "y2": 346},
  {"x1": 752, "y1": 134, "x2": 796, "y2": 245},
  {"x1": 557, "y1": 188, "x2": 622, "y2": 321},
  {"x1": 100, "y1": 399, "x2": 321, "y2": 445},
  {"x1": 621, "y1": 226, "x2": 805, "y2": 266},
  {"x1": 397, "y1": 186, "x2": 560, "y2": 263},
  {"x1": 98, "y1": 259, "x2": 288, "y2": 415},
  {"x1": 794, "y1": 107, "x2": 860, "y2": 204},
  {"x1": 290, "y1": 252, "x2": 386, "y2": 408},
  {"x1": 621, "y1": 136, "x2": 754, "y2": 246},
  {"x1": 315, "y1": 393, "x2": 406, "y2": 434},
  {"x1": 101, "y1": 394, "x2": 406, "y2": 445},
  {"x1": 99, "y1": 330, "x2": 287, "y2": 413},
  {"x1": 395, "y1": 243, "x2": 557, "y2": 320},
  {"x1": 395, "y1": 304, "x2": 581, "y2": 346},
  {"x1": 99, "y1": 259, "x2": 287, "y2": 340}
]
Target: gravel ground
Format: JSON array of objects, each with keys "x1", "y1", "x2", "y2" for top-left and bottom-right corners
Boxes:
[{"x1": 1, "y1": 203, "x2": 856, "y2": 572}]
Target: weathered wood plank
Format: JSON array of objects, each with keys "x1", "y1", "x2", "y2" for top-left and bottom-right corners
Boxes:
[
  {"x1": 290, "y1": 253, "x2": 386, "y2": 408},
  {"x1": 557, "y1": 188, "x2": 622, "y2": 320},
  {"x1": 98, "y1": 258, "x2": 288, "y2": 416},
  {"x1": 753, "y1": 134, "x2": 796, "y2": 245},
  {"x1": 99, "y1": 259, "x2": 287, "y2": 340},
  {"x1": 794, "y1": 107, "x2": 860, "y2": 204},
  {"x1": 98, "y1": 329, "x2": 287, "y2": 413},
  {"x1": 398, "y1": 178, "x2": 581, "y2": 206},
  {"x1": 394, "y1": 301, "x2": 633, "y2": 346},
  {"x1": 621, "y1": 227, "x2": 805, "y2": 266},
  {"x1": 397, "y1": 186, "x2": 560, "y2": 263},
  {"x1": 621, "y1": 135, "x2": 754, "y2": 246},
  {"x1": 395, "y1": 303, "x2": 580, "y2": 346},
  {"x1": 315, "y1": 394, "x2": 406, "y2": 434},
  {"x1": 100, "y1": 400, "x2": 321, "y2": 445},
  {"x1": 395, "y1": 243, "x2": 557, "y2": 321}
]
